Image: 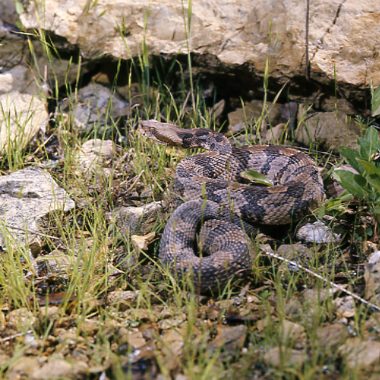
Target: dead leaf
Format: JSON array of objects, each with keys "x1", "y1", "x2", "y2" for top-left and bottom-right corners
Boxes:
[{"x1": 131, "y1": 232, "x2": 156, "y2": 251}]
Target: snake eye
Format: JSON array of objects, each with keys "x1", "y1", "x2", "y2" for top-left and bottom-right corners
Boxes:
[{"x1": 210, "y1": 143, "x2": 216, "y2": 150}]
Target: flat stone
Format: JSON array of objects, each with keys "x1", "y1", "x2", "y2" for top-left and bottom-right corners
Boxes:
[
  {"x1": 263, "y1": 347, "x2": 307, "y2": 368},
  {"x1": 109, "y1": 201, "x2": 163, "y2": 236},
  {"x1": 296, "y1": 221, "x2": 341, "y2": 244},
  {"x1": 339, "y1": 338, "x2": 380, "y2": 369},
  {"x1": 7, "y1": 357, "x2": 41, "y2": 379},
  {"x1": 7, "y1": 307, "x2": 36, "y2": 329},
  {"x1": 295, "y1": 110, "x2": 360, "y2": 151},
  {"x1": 263, "y1": 123, "x2": 287, "y2": 144},
  {"x1": 280, "y1": 320, "x2": 306, "y2": 347},
  {"x1": 277, "y1": 243, "x2": 314, "y2": 261},
  {"x1": 0, "y1": 92, "x2": 48, "y2": 154},
  {"x1": 76, "y1": 139, "x2": 117, "y2": 177},
  {"x1": 35, "y1": 251, "x2": 75, "y2": 278},
  {"x1": 31, "y1": 358, "x2": 88, "y2": 380},
  {"x1": 227, "y1": 100, "x2": 283, "y2": 134},
  {"x1": 107, "y1": 290, "x2": 139, "y2": 306},
  {"x1": 0, "y1": 168, "x2": 75, "y2": 249},
  {"x1": 209, "y1": 325, "x2": 247, "y2": 351},
  {"x1": 316, "y1": 323, "x2": 349, "y2": 350},
  {"x1": 119, "y1": 328, "x2": 147, "y2": 350}
]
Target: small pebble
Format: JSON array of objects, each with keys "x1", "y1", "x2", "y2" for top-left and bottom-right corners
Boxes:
[{"x1": 296, "y1": 221, "x2": 340, "y2": 244}]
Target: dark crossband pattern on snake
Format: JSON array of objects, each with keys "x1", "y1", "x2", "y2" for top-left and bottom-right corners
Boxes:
[{"x1": 139, "y1": 120, "x2": 325, "y2": 292}]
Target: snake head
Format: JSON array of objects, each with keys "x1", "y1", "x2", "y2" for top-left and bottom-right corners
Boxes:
[
  {"x1": 139, "y1": 120, "x2": 232, "y2": 154},
  {"x1": 139, "y1": 120, "x2": 185, "y2": 146}
]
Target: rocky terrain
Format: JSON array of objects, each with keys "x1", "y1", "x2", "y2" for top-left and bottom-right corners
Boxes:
[{"x1": 0, "y1": 1, "x2": 379, "y2": 379}]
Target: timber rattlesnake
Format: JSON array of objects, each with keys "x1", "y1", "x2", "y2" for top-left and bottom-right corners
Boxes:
[{"x1": 139, "y1": 120, "x2": 325, "y2": 292}]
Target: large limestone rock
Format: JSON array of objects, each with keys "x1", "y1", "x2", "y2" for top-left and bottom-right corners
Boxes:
[
  {"x1": 19, "y1": 0, "x2": 380, "y2": 87},
  {"x1": 0, "y1": 168, "x2": 75, "y2": 250},
  {"x1": 0, "y1": 92, "x2": 48, "y2": 154}
]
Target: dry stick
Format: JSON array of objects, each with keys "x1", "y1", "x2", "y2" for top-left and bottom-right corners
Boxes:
[
  {"x1": 0, "y1": 330, "x2": 33, "y2": 343},
  {"x1": 262, "y1": 248, "x2": 380, "y2": 313},
  {"x1": 1, "y1": 223, "x2": 60, "y2": 240}
]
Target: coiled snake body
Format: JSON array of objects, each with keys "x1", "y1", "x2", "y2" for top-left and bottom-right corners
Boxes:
[{"x1": 140, "y1": 120, "x2": 325, "y2": 291}]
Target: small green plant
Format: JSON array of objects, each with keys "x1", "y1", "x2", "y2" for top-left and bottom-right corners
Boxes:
[{"x1": 334, "y1": 126, "x2": 380, "y2": 225}]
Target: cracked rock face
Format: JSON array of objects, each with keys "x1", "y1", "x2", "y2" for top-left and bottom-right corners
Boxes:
[
  {"x1": 19, "y1": 0, "x2": 380, "y2": 87},
  {"x1": 0, "y1": 168, "x2": 75, "y2": 250}
]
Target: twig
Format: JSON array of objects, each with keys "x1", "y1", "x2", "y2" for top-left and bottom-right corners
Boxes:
[
  {"x1": 1, "y1": 223, "x2": 60, "y2": 240},
  {"x1": 0, "y1": 330, "x2": 32, "y2": 343},
  {"x1": 262, "y1": 247, "x2": 380, "y2": 313}
]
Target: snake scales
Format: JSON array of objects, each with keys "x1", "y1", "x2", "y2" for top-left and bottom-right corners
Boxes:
[{"x1": 139, "y1": 120, "x2": 325, "y2": 292}]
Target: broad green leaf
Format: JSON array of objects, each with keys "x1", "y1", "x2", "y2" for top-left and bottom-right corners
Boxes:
[
  {"x1": 340, "y1": 147, "x2": 361, "y2": 172},
  {"x1": 334, "y1": 170, "x2": 369, "y2": 199},
  {"x1": 240, "y1": 169, "x2": 273, "y2": 187},
  {"x1": 366, "y1": 174, "x2": 380, "y2": 193},
  {"x1": 372, "y1": 86, "x2": 380, "y2": 117},
  {"x1": 356, "y1": 159, "x2": 380, "y2": 176},
  {"x1": 359, "y1": 127, "x2": 380, "y2": 159}
]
